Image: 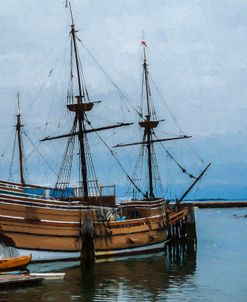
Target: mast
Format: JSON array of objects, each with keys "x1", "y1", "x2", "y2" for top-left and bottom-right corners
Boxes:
[
  {"x1": 16, "y1": 93, "x2": 25, "y2": 185},
  {"x1": 142, "y1": 43, "x2": 155, "y2": 200},
  {"x1": 69, "y1": 4, "x2": 89, "y2": 201},
  {"x1": 41, "y1": 3, "x2": 134, "y2": 200},
  {"x1": 114, "y1": 42, "x2": 193, "y2": 201}
]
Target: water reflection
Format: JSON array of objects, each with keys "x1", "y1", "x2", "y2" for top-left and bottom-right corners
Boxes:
[
  {"x1": 1, "y1": 240, "x2": 196, "y2": 302},
  {"x1": 75, "y1": 240, "x2": 197, "y2": 301}
]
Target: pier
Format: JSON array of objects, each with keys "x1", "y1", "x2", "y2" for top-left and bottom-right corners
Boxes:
[
  {"x1": 167, "y1": 204, "x2": 197, "y2": 242},
  {"x1": 166, "y1": 200, "x2": 247, "y2": 243},
  {"x1": 0, "y1": 274, "x2": 43, "y2": 289},
  {"x1": 188, "y1": 201, "x2": 247, "y2": 208}
]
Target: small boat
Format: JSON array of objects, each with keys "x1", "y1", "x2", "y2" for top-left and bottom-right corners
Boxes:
[
  {"x1": 0, "y1": 254, "x2": 31, "y2": 271},
  {"x1": 0, "y1": 273, "x2": 43, "y2": 289}
]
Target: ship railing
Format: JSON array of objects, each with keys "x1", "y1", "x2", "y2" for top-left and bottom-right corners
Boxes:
[
  {"x1": 72, "y1": 183, "x2": 115, "y2": 198},
  {"x1": 99, "y1": 185, "x2": 116, "y2": 197}
]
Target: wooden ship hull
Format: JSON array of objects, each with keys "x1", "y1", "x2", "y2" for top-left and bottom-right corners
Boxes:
[
  {"x1": 0, "y1": 3, "x2": 208, "y2": 265},
  {"x1": 0, "y1": 180, "x2": 189, "y2": 262}
]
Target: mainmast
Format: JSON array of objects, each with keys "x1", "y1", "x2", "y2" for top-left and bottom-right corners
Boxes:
[
  {"x1": 16, "y1": 93, "x2": 25, "y2": 186},
  {"x1": 69, "y1": 4, "x2": 89, "y2": 201},
  {"x1": 41, "y1": 3, "x2": 134, "y2": 201},
  {"x1": 141, "y1": 43, "x2": 156, "y2": 200}
]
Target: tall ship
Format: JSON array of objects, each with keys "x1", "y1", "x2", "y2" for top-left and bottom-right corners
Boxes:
[{"x1": 0, "y1": 3, "x2": 209, "y2": 263}]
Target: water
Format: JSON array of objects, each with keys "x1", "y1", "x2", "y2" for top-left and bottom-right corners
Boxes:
[{"x1": 1, "y1": 208, "x2": 247, "y2": 301}]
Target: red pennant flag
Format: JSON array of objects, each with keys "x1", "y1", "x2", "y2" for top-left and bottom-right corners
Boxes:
[{"x1": 141, "y1": 40, "x2": 147, "y2": 47}]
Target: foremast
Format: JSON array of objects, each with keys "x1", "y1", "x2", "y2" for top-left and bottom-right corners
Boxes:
[
  {"x1": 114, "y1": 42, "x2": 193, "y2": 201},
  {"x1": 139, "y1": 42, "x2": 211, "y2": 202},
  {"x1": 16, "y1": 93, "x2": 25, "y2": 186}
]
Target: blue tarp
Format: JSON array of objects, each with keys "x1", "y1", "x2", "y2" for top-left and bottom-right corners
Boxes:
[{"x1": 23, "y1": 187, "x2": 74, "y2": 198}]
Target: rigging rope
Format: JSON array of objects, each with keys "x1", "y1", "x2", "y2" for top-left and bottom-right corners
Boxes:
[
  {"x1": 127, "y1": 133, "x2": 145, "y2": 199},
  {"x1": 149, "y1": 75, "x2": 204, "y2": 164},
  {"x1": 90, "y1": 125, "x2": 128, "y2": 148},
  {"x1": 152, "y1": 145, "x2": 164, "y2": 195},
  {"x1": 152, "y1": 132, "x2": 196, "y2": 179},
  {"x1": 8, "y1": 132, "x2": 17, "y2": 181},
  {"x1": 72, "y1": 36, "x2": 200, "y2": 191},
  {"x1": 77, "y1": 39, "x2": 143, "y2": 119},
  {"x1": 29, "y1": 43, "x2": 69, "y2": 110},
  {"x1": 23, "y1": 156, "x2": 29, "y2": 184},
  {"x1": 55, "y1": 118, "x2": 76, "y2": 189},
  {"x1": 85, "y1": 119, "x2": 145, "y2": 198},
  {"x1": 22, "y1": 129, "x2": 58, "y2": 177}
]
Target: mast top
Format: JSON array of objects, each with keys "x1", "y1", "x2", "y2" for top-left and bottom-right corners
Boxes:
[
  {"x1": 68, "y1": 1, "x2": 75, "y2": 26},
  {"x1": 67, "y1": 1, "x2": 95, "y2": 112},
  {"x1": 140, "y1": 40, "x2": 158, "y2": 128},
  {"x1": 17, "y1": 92, "x2": 21, "y2": 115},
  {"x1": 16, "y1": 92, "x2": 23, "y2": 127},
  {"x1": 67, "y1": 102, "x2": 94, "y2": 113},
  {"x1": 139, "y1": 120, "x2": 159, "y2": 129},
  {"x1": 141, "y1": 40, "x2": 148, "y2": 60}
]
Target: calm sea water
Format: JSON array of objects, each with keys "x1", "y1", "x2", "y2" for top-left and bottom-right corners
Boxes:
[{"x1": 1, "y1": 208, "x2": 247, "y2": 301}]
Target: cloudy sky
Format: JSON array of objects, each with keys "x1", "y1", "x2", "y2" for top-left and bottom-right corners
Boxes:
[{"x1": 0, "y1": 0, "x2": 247, "y2": 199}]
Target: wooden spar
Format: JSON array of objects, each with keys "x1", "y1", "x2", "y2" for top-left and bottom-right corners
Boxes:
[
  {"x1": 68, "y1": 2, "x2": 96, "y2": 264},
  {"x1": 147, "y1": 126, "x2": 154, "y2": 200},
  {"x1": 143, "y1": 46, "x2": 151, "y2": 117},
  {"x1": 16, "y1": 93, "x2": 25, "y2": 186},
  {"x1": 40, "y1": 122, "x2": 133, "y2": 142},
  {"x1": 142, "y1": 44, "x2": 154, "y2": 200},
  {"x1": 69, "y1": 5, "x2": 89, "y2": 201},
  {"x1": 179, "y1": 163, "x2": 211, "y2": 202},
  {"x1": 113, "y1": 135, "x2": 191, "y2": 148}
]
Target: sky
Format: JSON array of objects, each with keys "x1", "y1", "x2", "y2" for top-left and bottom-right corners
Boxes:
[{"x1": 0, "y1": 0, "x2": 247, "y2": 199}]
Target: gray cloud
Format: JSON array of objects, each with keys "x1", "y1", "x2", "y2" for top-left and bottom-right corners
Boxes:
[{"x1": 0, "y1": 0, "x2": 247, "y2": 199}]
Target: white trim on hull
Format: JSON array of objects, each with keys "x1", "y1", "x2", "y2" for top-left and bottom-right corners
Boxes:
[
  {"x1": 95, "y1": 241, "x2": 166, "y2": 258},
  {"x1": 0, "y1": 241, "x2": 167, "y2": 263},
  {"x1": 0, "y1": 244, "x2": 80, "y2": 262},
  {"x1": 18, "y1": 249, "x2": 80, "y2": 262}
]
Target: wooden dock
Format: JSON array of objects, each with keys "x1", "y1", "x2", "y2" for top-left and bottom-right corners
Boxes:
[
  {"x1": 186, "y1": 201, "x2": 247, "y2": 208},
  {"x1": 167, "y1": 204, "x2": 197, "y2": 242},
  {"x1": 0, "y1": 274, "x2": 43, "y2": 289},
  {"x1": 166, "y1": 201, "x2": 247, "y2": 243}
]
